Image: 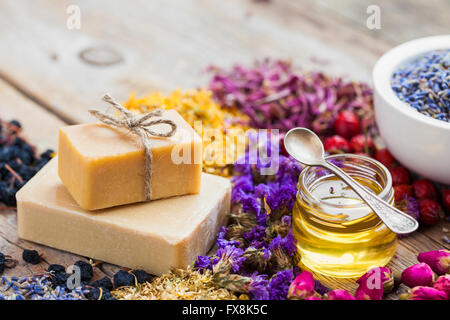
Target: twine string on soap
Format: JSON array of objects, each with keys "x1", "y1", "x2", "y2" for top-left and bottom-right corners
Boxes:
[{"x1": 88, "y1": 94, "x2": 177, "y2": 200}]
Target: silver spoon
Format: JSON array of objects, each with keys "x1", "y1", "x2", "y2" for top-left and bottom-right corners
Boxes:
[{"x1": 284, "y1": 127, "x2": 418, "y2": 234}]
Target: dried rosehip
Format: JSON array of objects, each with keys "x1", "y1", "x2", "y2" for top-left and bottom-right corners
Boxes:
[
  {"x1": 324, "y1": 135, "x2": 350, "y2": 154},
  {"x1": 394, "y1": 185, "x2": 413, "y2": 202},
  {"x1": 349, "y1": 134, "x2": 374, "y2": 154},
  {"x1": 418, "y1": 199, "x2": 443, "y2": 226},
  {"x1": 333, "y1": 111, "x2": 360, "y2": 139},
  {"x1": 374, "y1": 149, "x2": 396, "y2": 168},
  {"x1": 390, "y1": 166, "x2": 411, "y2": 186},
  {"x1": 441, "y1": 189, "x2": 450, "y2": 213},
  {"x1": 412, "y1": 179, "x2": 438, "y2": 200}
]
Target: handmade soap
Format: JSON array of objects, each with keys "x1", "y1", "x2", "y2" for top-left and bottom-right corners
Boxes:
[
  {"x1": 58, "y1": 109, "x2": 202, "y2": 210},
  {"x1": 17, "y1": 158, "x2": 230, "y2": 276}
]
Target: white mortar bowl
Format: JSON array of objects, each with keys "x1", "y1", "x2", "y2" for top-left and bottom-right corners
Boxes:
[{"x1": 373, "y1": 35, "x2": 450, "y2": 185}]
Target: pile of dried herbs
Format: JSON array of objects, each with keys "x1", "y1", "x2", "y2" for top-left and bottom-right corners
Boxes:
[{"x1": 208, "y1": 59, "x2": 376, "y2": 137}]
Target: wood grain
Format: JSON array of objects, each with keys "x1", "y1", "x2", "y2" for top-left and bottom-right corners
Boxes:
[
  {"x1": 0, "y1": 0, "x2": 392, "y2": 124},
  {"x1": 308, "y1": 0, "x2": 450, "y2": 44}
]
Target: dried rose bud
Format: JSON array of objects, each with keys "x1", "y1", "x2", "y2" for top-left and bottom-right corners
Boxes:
[
  {"x1": 325, "y1": 289, "x2": 356, "y2": 300},
  {"x1": 417, "y1": 249, "x2": 450, "y2": 275},
  {"x1": 287, "y1": 271, "x2": 315, "y2": 299},
  {"x1": 401, "y1": 286, "x2": 447, "y2": 300},
  {"x1": 433, "y1": 275, "x2": 450, "y2": 298},
  {"x1": 401, "y1": 263, "x2": 435, "y2": 288},
  {"x1": 355, "y1": 267, "x2": 393, "y2": 300},
  {"x1": 305, "y1": 296, "x2": 322, "y2": 300}
]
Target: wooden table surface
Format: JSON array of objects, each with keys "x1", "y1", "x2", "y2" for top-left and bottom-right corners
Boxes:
[{"x1": 0, "y1": 0, "x2": 449, "y2": 298}]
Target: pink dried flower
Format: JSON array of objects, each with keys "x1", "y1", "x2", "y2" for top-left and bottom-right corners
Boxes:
[
  {"x1": 417, "y1": 249, "x2": 450, "y2": 275},
  {"x1": 208, "y1": 59, "x2": 375, "y2": 136},
  {"x1": 305, "y1": 296, "x2": 322, "y2": 300},
  {"x1": 287, "y1": 271, "x2": 315, "y2": 299},
  {"x1": 401, "y1": 263, "x2": 435, "y2": 288},
  {"x1": 433, "y1": 275, "x2": 450, "y2": 298},
  {"x1": 403, "y1": 286, "x2": 447, "y2": 300},
  {"x1": 355, "y1": 267, "x2": 393, "y2": 300},
  {"x1": 325, "y1": 289, "x2": 356, "y2": 300}
]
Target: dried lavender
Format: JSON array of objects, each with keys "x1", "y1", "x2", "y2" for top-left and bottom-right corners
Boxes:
[
  {"x1": 0, "y1": 274, "x2": 87, "y2": 300},
  {"x1": 392, "y1": 50, "x2": 450, "y2": 122}
]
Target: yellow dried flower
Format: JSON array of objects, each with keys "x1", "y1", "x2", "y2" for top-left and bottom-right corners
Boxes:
[
  {"x1": 111, "y1": 268, "x2": 238, "y2": 300},
  {"x1": 123, "y1": 89, "x2": 249, "y2": 176}
]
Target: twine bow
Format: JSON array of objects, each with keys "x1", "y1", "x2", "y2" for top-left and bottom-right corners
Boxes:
[{"x1": 89, "y1": 94, "x2": 177, "y2": 200}]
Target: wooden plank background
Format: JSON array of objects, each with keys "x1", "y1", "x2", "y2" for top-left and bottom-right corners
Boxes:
[{"x1": 0, "y1": 0, "x2": 449, "y2": 298}]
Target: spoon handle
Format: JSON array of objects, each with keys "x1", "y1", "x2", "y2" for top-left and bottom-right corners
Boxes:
[{"x1": 323, "y1": 161, "x2": 418, "y2": 234}]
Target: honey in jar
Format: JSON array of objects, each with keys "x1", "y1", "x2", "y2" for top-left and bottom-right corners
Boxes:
[{"x1": 292, "y1": 154, "x2": 397, "y2": 278}]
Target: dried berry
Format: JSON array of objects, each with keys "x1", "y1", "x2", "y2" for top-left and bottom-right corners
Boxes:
[
  {"x1": 418, "y1": 199, "x2": 443, "y2": 226},
  {"x1": 22, "y1": 249, "x2": 40, "y2": 265},
  {"x1": 394, "y1": 185, "x2": 413, "y2": 202},
  {"x1": 113, "y1": 270, "x2": 134, "y2": 288},
  {"x1": 0, "y1": 252, "x2": 5, "y2": 274},
  {"x1": 86, "y1": 287, "x2": 116, "y2": 300},
  {"x1": 74, "y1": 260, "x2": 93, "y2": 282},
  {"x1": 349, "y1": 134, "x2": 374, "y2": 154},
  {"x1": 131, "y1": 269, "x2": 153, "y2": 284},
  {"x1": 333, "y1": 111, "x2": 360, "y2": 139},
  {"x1": 0, "y1": 119, "x2": 54, "y2": 207},
  {"x1": 412, "y1": 179, "x2": 438, "y2": 200},
  {"x1": 50, "y1": 271, "x2": 69, "y2": 288},
  {"x1": 90, "y1": 276, "x2": 113, "y2": 291},
  {"x1": 441, "y1": 189, "x2": 450, "y2": 213},
  {"x1": 48, "y1": 264, "x2": 66, "y2": 274},
  {"x1": 323, "y1": 135, "x2": 350, "y2": 153},
  {"x1": 389, "y1": 166, "x2": 411, "y2": 186}
]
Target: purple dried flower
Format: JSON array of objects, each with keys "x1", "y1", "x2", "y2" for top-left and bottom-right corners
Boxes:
[
  {"x1": 194, "y1": 255, "x2": 215, "y2": 271},
  {"x1": 248, "y1": 273, "x2": 269, "y2": 300},
  {"x1": 216, "y1": 246, "x2": 246, "y2": 273},
  {"x1": 243, "y1": 226, "x2": 266, "y2": 248},
  {"x1": 269, "y1": 233, "x2": 297, "y2": 257},
  {"x1": 217, "y1": 227, "x2": 240, "y2": 248},
  {"x1": 267, "y1": 269, "x2": 294, "y2": 300}
]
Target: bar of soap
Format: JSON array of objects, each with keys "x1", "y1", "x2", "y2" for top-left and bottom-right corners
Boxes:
[
  {"x1": 17, "y1": 158, "x2": 230, "y2": 276},
  {"x1": 58, "y1": 109, "x2": 202, "y2": 210}
]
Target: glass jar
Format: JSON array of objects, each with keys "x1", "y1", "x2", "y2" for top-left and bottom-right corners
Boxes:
[{"x1": 292, "y1": 154, "x2": 397, "y2": 278}]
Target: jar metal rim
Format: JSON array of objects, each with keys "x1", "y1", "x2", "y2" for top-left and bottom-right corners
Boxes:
[{"x1": 299, "y1": 153, "x2": 393, "y2": 208}]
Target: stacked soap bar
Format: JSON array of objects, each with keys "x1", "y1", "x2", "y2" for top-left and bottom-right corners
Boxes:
[
  {"x1": 58, "y1": 109, "x2": 202, "y2": 210},
  {"x1": 17, "y1": 159, "x2": 230, "y2": 275},
  {"x1": 17, "y1": 108, "x2": 231, "y2": 275}
]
